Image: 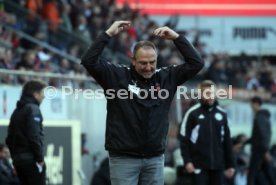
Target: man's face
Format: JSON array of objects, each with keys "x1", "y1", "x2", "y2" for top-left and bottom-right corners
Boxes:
[
  {"x1": 132, "y1": 47, "x2": 157, "y2": 79},
  {"x1": 2, "y1": 147, "x2": 10, "y2": 159},
  {"x1": 34, "y1": 90, "x2": 45, "y2": 104},
  {"x1": 201, "y1": 87, "x2": 216, "y2": 106}
]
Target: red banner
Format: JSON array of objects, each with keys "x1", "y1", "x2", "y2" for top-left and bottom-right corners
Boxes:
[{"x1": 116, "y1": 0, "x2": 276, "y2": 16}]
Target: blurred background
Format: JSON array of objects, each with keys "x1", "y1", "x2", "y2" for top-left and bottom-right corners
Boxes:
[{"x1": 0, "y1": 0, "x2": 275, "y2": 185}]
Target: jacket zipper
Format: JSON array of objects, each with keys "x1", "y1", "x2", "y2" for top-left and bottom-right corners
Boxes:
[{"x1": 209, "y1": 111, "x2": 214, "y2": 169}]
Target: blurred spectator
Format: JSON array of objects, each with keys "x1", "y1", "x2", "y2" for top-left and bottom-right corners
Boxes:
[
  {"x1": 23, "y1": 13, "x2": 41, "y2": 37},
  {"x1": 229, "y1": 134, "x2": 250, "y2": 185},
  {"x1": 90, "y1": 158, "x2": 111, "y2": 185},
  {"x1": 90, "y1": 15, "x2": 105, "y2": 40},
  {"x1": 246, "y1": 71, "x2": 261, "y2": 91},
  {"x1": 60, "y1": 3, "x2": 72, "y2": 32},
  {"x1": 259, "y1": 59, "x2": 273, "y2": 91},
  {"x1": 74, "y1": 14, "x2": 91, "y2": 43},
  {"x1": 205, "y1": 59, "x2": 228, "y2": 85},
  {"x1": 15, "y1": 50, "x2": 36, "y2": 70},
  {"x1": 42, "y1": 0, "x2": 60, "y2": 31},
  {"x1": 0, "y1": 143, "x2": 20, "y2": 185},
  {"x1": 58, "y1": 58, "x2": 71, "y2": 74},
  {"x1": 0, "y1": 48, "x2": 14, "y2": 69},
  {"x1": 271, "y1": 74, "x2": 276, "y2": 103},
  {"x1": 25, "y1": 0, "x2": 42, "y2": 16}
]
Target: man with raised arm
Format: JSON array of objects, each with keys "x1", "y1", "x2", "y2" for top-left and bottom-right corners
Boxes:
[{"x1": 81, "y1": 20, "x2": 204, "y2": 185}]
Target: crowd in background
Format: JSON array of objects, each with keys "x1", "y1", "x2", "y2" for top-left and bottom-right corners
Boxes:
[{"x1": 0, "y1": 0, "x2": 276, "y2": 94}]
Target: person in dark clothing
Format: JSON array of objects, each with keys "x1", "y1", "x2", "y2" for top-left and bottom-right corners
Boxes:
[
  {"x1": 247, "y1": 96, "x2": 276, "y2": 185},
  {"x1": 224, "y1": 134, "x2": 249, "y2": 185},
  {"x1": 6, "y1": 80, "x2": 46, "y2": 185},
  {"x1": 81, "y1": 20, "x2": 203, "y2": 185},
  {"x1": 179, "y1": 80, "x2": 235, "y2": 185},
  {"x1": 91, "y1": 158, "x2": 111, "y2": 185},
  {"x1": 0, "y1": 143, "x2": 12, "y2": 185},
  {"x1": 0, "y1": 144, "x2": 20, "y2": 185}
]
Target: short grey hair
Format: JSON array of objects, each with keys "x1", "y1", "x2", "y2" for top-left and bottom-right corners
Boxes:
[{"x1": 133, "y1": 41, "x2": 157, "y2": 59}]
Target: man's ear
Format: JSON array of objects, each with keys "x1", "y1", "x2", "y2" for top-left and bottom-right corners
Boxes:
[
  {"x1": 33, "y1": 92, "x2": 39, "y2": 100},
  {"x1": 131, "y1": 58, "x2": 136, "y2": 66}
]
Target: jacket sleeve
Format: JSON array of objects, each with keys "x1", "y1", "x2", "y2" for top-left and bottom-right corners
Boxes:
[
  {"x1": 25, "y1": 106, "x2": 44, "y2": 162},
  {"x1": 179, "y1": 110, "x2": 194, "y2": 166},
  {"x1": 81, "y1": 32, "x2": 116, "y2": 89},
  {"x1": 170, "y1": 35, "x2": 204, "y2": 86},
  {"x1": 223, "y1": 118, "x2": 235, "y2": 169}
]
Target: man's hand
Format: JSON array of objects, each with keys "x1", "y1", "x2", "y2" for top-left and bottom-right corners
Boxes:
[
  {"x1": 224, "y1": 168, "x2": 235, "y2": 179},
  {"x1": 153, "y1": 26, "x2": 179, "y2": 40},
  {"x1": 105, "y1": 20, "x2": 131, "y2": 37},
  {"x1": 36, "y1": 161, "x2": 44, "y2": 173},
  {"x1": 264, "y1": 152, "x2": 273, "y2": 162},
  {"x1": 185, "y1": 162, "x2": 195, "y2": 173}
]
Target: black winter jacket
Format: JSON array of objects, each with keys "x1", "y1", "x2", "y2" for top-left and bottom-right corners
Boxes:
[
  {"x1": 249, "y1": 109, "x2": 271, "y2": 153},
  {"x1": 179, "y1": 102, "x2": 235, "y2": 170},
  {"x1": 81, "y1": 32, "x2": 203, "y2": 157},
  {"x1": 6, "y1": 96, "x2": 44, "y2": 164}
]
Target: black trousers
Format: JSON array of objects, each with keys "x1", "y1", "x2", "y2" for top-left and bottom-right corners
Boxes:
[
  {"x1": 247, "y1": 151, "x2": 276, "y2": 185},
  {"x1": 15, "y1": 162, "x2": 46, "y2": 185},
  {"x1": 193, "y1": 170, "x2": 223, "y2": 185}
]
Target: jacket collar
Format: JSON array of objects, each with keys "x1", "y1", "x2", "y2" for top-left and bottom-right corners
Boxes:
[
  {"x1": 16, "y1": 95, "x2": 40, "y2": 109},
  {"x1": 200, "y1": 100, "x2": 218, "y2": 111}
]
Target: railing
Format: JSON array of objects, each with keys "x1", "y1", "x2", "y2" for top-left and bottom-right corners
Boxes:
[
  {"x1": 0, "y1": 68, "x2": 96, "y2": 88},
  {"x1": 0, "y1": 68, "x2": 91, "y2": 80},
  {"x1": 1, "y1": 68, "x2": 273, "y2": 102}
]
